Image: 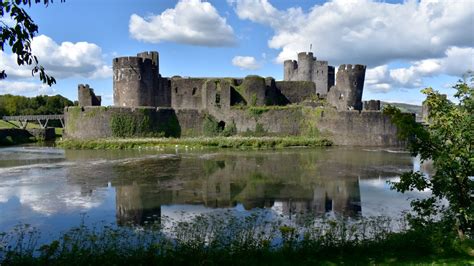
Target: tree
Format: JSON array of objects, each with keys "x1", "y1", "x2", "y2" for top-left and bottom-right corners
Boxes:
[
  {"x1": 1, "y1": 0, "x2": 64, "y2": 86},
  {"x1": 0, "y1": 94, "x2": 73, "y2": 116},
  {"x1": 384, "y1": 78, "x2": 473, "y2": 239}
]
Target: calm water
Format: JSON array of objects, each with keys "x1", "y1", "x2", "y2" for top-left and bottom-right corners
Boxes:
[{"x1": 0, "y1": 145, "x2": 431, "y2": 236}]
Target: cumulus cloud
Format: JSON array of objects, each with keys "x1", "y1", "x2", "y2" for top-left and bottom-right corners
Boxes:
[
  {"x1": 365, "y1": 47, "x2": 474, "y2": 92},
  {"x1": 130, "y1": 0, "x2": 235, "y2": 46},
  {"x1": 232, "y1": 56, "x2": 261, "y2": 70},
  {"x1": 0, "y1": 80, "x2": 55, "y2": 96},
  {"x1": 229, "y1": 0, "x2": 474, "y2": 66},
  {"x1": 0, "y1": 35, "x2": 112, "y2": 80}
]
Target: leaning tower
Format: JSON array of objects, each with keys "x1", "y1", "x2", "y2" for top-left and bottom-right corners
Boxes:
[
  {"x1": 113, "y1": 51, "x2": 159, "y2": 107},
  {"x1": 327, "y1": 64, "x2": 366, "y2": 110}
]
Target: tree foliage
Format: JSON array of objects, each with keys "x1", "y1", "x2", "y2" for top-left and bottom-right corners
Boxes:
[
  {"x1": 384, "y1": 79, "x2": 473, "y2": 238},
  {"x1": 1, "y1": 0, "x2": 64, "y2": 85},
  {"x1": 0, "y1": 93, "x2": 73, "y2": 116}
]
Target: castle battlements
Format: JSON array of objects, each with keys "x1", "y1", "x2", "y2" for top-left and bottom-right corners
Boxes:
[
  {"x1": 338, "y1": 64, "x2": 366, "y2": 71},
  {"x1": 113, "y1": 56, "x2": 155, "y2": 69}
]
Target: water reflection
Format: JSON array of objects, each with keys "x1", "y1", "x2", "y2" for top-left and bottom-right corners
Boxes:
[
  {"x1": 0, "y1": 146, "x2": 421, "y2": 232},
  {"x1": 66, "y1": 148, "x2": 413, "y2": 227}
]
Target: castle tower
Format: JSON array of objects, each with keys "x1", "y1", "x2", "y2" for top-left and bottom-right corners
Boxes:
[
  {"x1": 113, "y1": 51, "x2": 160, "y2": 107},
  {"x1": 282, "y1": 52, "x2": 335, "y2": 97},
  {"x1": 327, "y1": 64, "x2": 366, "y2": 110},
  {"x1": 283, "y1": 60, "x2": 297, "y2": 80},
  {"x1": 296, "y1": 52, "x2": 314, "y2": 81}
]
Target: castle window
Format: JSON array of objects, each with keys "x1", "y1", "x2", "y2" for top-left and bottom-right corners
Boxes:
[
  {"x1": 174, "y1": 87, "x2": 178, "y2": 93},
  {"x1": 192, "y1": 87, "x2": 197, "y2": 96},
  {"x1": 215, "y1": 93, "x2": 221, "y2": 108},
  {"x1": 353, "y1": 81, "x2": 358, "y2": 86}
]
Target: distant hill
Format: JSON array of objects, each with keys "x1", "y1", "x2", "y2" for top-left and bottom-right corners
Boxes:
[{"x1": 380, "y1": 101, "x2": 422, "y2": 117}]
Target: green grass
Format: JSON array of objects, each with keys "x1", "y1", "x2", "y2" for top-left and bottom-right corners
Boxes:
[
  {"x1": 58, "y1": 136, "x2": 332, "y2": 150},
  {"x1": 0, "y1": 120, "x2": 42, "y2": 129},
  {"x1": 0, "y1": 215, "x2": 471, "y2": 265}
]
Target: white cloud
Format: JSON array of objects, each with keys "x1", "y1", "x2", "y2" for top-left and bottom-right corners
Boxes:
[
  {"x1": 229, "y1": 0, "x2": 474, "y2": 66},
  {"x1": 232, "y1": 56, "x2": 261, "y2": 70},
  {"x1": 0, "y1": 80, "x2": 55, "y2": 96},
  {"x1": 0, "y1": 35, "x2": 112, "y2": 80},
  {"x1": 130, "y1": 0, "x2": 235, "y2": 46},
  {"x1": 365, "y1": 47, "x2": 474, "y2": 92}
]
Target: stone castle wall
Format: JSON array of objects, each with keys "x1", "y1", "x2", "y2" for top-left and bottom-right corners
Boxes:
[
  {"x1": 78, "y1": 84, "x2": 101, "y2": 107},
  {"x1": 63, "y1": 106, "x2": 181, "y2": 139},
  {"x1": 68, "y1": 50, "x2": 407, "y2": 147},
  {"x1": 64, "y1": 106, "x2": 403, "y2": 146},
  {"x1": 275, "y1": 81, "x2": 315, "y2": 103}
]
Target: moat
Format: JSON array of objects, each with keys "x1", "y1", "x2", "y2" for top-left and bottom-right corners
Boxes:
[{"x1": 0, "y1": 145, "x2": 430, "y2": 239}]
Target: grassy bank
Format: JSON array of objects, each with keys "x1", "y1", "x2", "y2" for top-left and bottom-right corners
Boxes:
[
  {"x1": 0, "y1": 120, "x2": 63, "y2": 146},
  {"x1": 0, "y1": 215, "x2": 471, "y2": 265},
  {"x1": 58, "y1": 136, "x2": 333, "y2": 150}
]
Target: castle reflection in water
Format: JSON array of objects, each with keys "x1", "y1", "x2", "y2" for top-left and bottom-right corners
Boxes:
[{"x1": 64, "y1": 148, "x2": 413, "y2": 227}]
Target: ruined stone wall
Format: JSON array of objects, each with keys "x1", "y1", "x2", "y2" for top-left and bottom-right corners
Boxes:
[
  {"x1": 64, "y1": 106, "x2": 404, "y2": 146},
  {"x1": 313, "y1": 108, "x2": 404, "y2": 146},
  {"x1": 363, "y1": 100, "x2": 381, "y2": 111},
  {"x1": 78, "y1": 84, "x2": 101, "y2": 107},
  {"x1": 237, "y1": 76, "x2": 267, "y2": 106},
  {"x1": 175, "y1": 109, "x2": 206, "y2": 137},
  {"x1": 157, "y1": 78, "x2": 171, "y2": 107},
  {"x1": 203, "y1": 78, "x2": 232, "y2": 111},
  {"x1": 206, "y1": 106, "x2": 403, "y2": 146},
  {"x1": 327, "y1": 64, "x2": 366, "y2": 110},
  {"x1": 64, "y1": 106, "x2": 181, "y2": 139},
  {"x1": 275, "y1": 81, "x2": 315, "y2": 103},
  {"x1": 171, "y1": 78, "x2": 206, "y2": 110}
]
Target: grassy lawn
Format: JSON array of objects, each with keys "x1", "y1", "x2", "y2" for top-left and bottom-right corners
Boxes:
[{"x1": 0, "y1": 120, "x2": 42, "y2": 129}]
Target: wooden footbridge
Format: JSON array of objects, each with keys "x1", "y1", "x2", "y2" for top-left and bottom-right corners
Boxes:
[{"x1": 2, "y1": 115, "x2": 64, "y2": 129}]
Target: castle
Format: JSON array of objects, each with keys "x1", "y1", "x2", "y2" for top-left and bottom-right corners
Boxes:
[
  {"x1": 69, "y1": 51, "x2": 402, "y2": 146},
  {"x1": 80, "y1": 51, "x2": 374, "y2": 111}
]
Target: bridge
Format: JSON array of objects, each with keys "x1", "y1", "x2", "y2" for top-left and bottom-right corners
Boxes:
[{"x1": 2, "y1": 115, "x2": 64, "y2": 129}]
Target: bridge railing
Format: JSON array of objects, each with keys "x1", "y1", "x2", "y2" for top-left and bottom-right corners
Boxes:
[{"x1": 2, "y1": 114, "x2": 64, "y2": 129}]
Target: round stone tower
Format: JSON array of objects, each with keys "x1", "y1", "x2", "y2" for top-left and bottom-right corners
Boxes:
[
  {"x1": 113, "y1": 52, "x2": 159, "y2": 107},
  {"x1": 283, "y1": 60, "x2": 296, "y2": 81},
  {"x1": 332, "y1": 64, "x2": 366, "y2": 110},
  {"x1": 296, "y1": 52, "x2": 314, "y2": 81}
]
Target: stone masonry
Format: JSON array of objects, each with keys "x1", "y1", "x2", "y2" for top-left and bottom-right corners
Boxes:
[
  {"x1": 78, "y1": 84, "x2": 101, "y2": 107},
  {"x1": 67, "y1": 50, "x2": 411, "y2": 147}
]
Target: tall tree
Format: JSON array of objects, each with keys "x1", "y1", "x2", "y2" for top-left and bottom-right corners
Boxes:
[
  {"x1": 384, "y1": 78, "x2": 473, "y2": 238},
  {"x1": 1, "y1": 0, "x2": 64, "y2": 86}
]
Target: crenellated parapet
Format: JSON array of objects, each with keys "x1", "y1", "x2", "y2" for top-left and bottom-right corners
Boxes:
[
  {"x1": 113, "y1": 52, "x2": 161, "y2": 107},
  {"x1": 283, "y1": 52, "x2": 335, "y2": 97},
  {"x1": 327, "y1": 64, "x2": 366, "y2": 111}
]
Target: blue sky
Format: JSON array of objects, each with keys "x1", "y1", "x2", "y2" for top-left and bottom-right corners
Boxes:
[{"x1": 1, "y1": 0, "x2": 473, "y2": 105}]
